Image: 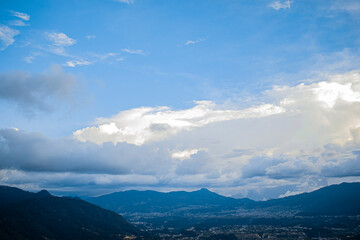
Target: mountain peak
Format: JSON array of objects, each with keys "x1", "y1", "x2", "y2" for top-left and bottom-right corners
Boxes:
[
  {"x1": 199, "y1": 188, "x2": 211, "y2": 192},
  {"x1": 36, "y1": 190, "x2": 52, "y2": 198}
]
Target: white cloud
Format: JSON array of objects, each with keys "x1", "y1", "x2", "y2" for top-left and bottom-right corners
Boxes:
[
  {"x1": 0, "y1": 25, "x2": 19, "y2": 50},
  {"x1": 313, "y1": 82, "x2": 360, "y2": 108},
  {"x1": 65, "y1": 59, "x2": 92, "y2": 67},
  {"x1": 73, "y1": 101, "x2": 285, "y2": 146},
  {"x1": 86, "y1": 35, "x2": 96, "y2": 39},
  {"x1": 269, "y1": 0, "x2": 292, "y2": 10},
  {"x1": 47, "y1": 32, "x2": 76, "y2": 47},
  {"x1": 184, "y1": 38, "x2": 205, "y2": 46},
  {"x1": 172, "y1": 149, "x2": 204, "y2": 160},
  {"x1": 122, "y1": 48, "x2": 144, "y2": 55},
  {"x1": 45, "y1": 32, "x2": 76, "y2": 56},
  {"x1": 9, "y1": 10, "x2": 30, "y2": 21}
]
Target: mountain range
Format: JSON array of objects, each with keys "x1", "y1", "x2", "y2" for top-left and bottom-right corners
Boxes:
[
  {"x1": 88, "y1": 182, "x2": 360, "y2": 217},
  {"x1": 1, "y1": 182, "x2": 359, "y2": 239},
  {"x1": 88, "y1": 188, "x2": 253, "y2": 214}
]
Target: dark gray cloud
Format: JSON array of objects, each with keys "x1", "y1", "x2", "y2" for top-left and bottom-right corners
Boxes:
[
  {"x1": 321, "y1": 148, "x2": 360, "y2": 177},
  {"x1": 1, "y1": 127, "x2": 360, "y2": 199},
  {"x1": 239, "y1": 155, "x2": 315, "y2": 180},
  {"x1": 239, "y1": 146, "x2": 360, "y2": 180},
  {"x1": 0, "y1": 128, "x2": 172, "y2": 175},
  {"x1": 0, "y1": 65, "x2": 76, "y2": 114}
]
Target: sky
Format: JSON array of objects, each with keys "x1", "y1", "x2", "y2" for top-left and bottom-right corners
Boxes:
[{"x1": 1, "y1": 0, "x2": 360, "y2": 200}]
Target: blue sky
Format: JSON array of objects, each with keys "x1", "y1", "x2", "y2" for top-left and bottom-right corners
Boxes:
[{"x1": 1, "y1": 0, "x2": 360, "y2": 200}]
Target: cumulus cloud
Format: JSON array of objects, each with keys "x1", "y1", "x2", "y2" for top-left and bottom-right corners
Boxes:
[
  {"x1": 0, "y1": 25, "x2": 19, "y2": 50},
  {"x1": 0, "y1": 65, "x2": 77, "y2": 113},
  {"x1": 73, "y1": 101, "x2": 285, "y2": 146},
  {"x1": 269, "y1": 0, "x2": 292, "y2": 10}
]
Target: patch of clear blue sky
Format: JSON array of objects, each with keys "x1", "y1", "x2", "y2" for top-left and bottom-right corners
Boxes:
[{"x1": 0, "y1": 0, "x2": 359, "y2": 136}]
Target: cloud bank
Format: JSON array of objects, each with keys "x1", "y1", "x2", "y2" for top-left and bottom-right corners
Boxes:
[{"x1": 1, "y1": 71, "x2": 360, "y2": 199}]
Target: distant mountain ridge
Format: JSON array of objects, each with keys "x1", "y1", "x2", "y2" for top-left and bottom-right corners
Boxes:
[
  {"x1": 261, "y1": 182, "x2": 360, "y2": 215},
  {"x1": 88, "y1": 188, "x2": 254, "y2": 214},
  {"x1": 0, "y1": 185, "x2": 147, "y2": 240},
  {"x1": 88, "y1": 182, "x2": 360, "y2": 216}
]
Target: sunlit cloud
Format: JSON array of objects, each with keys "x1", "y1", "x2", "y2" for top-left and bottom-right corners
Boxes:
[
  {"x1": 73, "y1": 101, "x2": 285, "y2": 146},
  {"x1": 172, "y1": 149, "x2": 205, "y2": 160}
]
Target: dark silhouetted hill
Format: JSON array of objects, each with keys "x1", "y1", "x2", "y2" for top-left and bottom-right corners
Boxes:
[
  {"x1": 261, "y1": 182, "x2": 360, "y2": 215},
  {"x1": 0, "y1": 186, "x2": 146, "y2": 240},
  {"x1": 0, "y1": 185, "x2": 44, "y2": 205}
]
